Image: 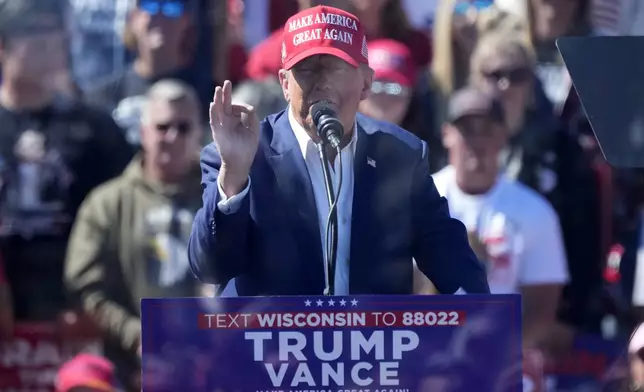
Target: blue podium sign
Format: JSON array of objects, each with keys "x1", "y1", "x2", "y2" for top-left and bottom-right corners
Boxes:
[{"x1": 141, "y1": 294, "x2": 521, "y2": 392}]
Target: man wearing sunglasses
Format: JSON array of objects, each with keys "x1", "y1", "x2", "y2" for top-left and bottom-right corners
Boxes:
[
  {"x1": 189, "y1": 6, "x2": 489, "y2": 297},
  {"x1": 472, "y1": 33, "x2": 602, "y2": 332},
  {"x1": 87, "y1": 0, "x2": 213, "y2": 147},
  {"x1": 358, "y1": 39, "x2": 415, "y2": 126},
  {"x1": 66, "y1": 79, "x2": 205, "y2": 391}
]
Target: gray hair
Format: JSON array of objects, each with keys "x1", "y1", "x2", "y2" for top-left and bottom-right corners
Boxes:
[
  {"x1": 141, "y1": 79, "x2": 201, "y2": 124},
  {"x1": 232, "y1": 78, "x2": 287, "y2": 120}
]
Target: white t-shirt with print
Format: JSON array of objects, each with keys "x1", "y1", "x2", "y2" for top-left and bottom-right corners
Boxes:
[{"x1": 432, "y1": 166, "x2": 569, "y2": 294}]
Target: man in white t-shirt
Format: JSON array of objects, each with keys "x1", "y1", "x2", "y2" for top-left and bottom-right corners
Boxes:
[{"x1": 433, "y1": 86, "x2": 569, "y2": 347}]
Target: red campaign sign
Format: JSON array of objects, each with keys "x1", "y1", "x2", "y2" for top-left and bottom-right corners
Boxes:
[{"x1": 0, "y1": 321, "x2": 102, "y2": 392}]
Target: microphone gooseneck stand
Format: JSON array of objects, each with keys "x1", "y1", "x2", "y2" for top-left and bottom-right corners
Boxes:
[
  {"x1": 318, "y1": 143, "x2": 343, "y2": 296},
  {"x1": 310, "y1": 101, "x2": 345, "y2": 296}
]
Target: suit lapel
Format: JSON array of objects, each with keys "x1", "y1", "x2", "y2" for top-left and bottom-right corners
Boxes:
[
  {"x1": 268, "y1": 113, "x2": 325, "y2": 292},
  {"x1": 349, "y1": 120, "x2": 379, "y2": 294}
]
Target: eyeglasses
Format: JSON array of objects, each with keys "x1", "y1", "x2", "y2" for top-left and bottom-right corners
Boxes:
[
  {"x1": 454, "y1": 0, "x2": 494, "y2": 15},
  {"x1": 138, "y1": 0, "x2": 185, "y2": 18},
  {"x1": 371, "y1": 81, "x2": 410, "y2": 96},
  {"x1": 155, "y1": 121, "x2": 193, "y2": 135},
  {"x1": 483, "y1": 68, "x2": 532, "y2": 84}
]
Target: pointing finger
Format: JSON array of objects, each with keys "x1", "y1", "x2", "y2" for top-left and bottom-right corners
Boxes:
[
  {"x1": 212, "y1": 86, "x2": 224, "y2": 127},
  {"x1": 223, "y1": 80, "x2": 233, "y2": 117}
]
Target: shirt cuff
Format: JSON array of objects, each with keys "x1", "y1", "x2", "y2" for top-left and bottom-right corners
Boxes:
[{"x1": 217, "y1": 177, "x2": 251, "y2": 215}]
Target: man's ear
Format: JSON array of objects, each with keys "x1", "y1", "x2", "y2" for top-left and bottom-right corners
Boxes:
[
  {"x1": 359, "y1": 66, "x2": 374, "y2": 101},
  {"x1": 278, "y1": 69, "x2": 290, "y2": 102}
]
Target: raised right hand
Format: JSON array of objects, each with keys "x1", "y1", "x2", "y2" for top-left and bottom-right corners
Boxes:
[{"x1": 210, "y1": 80, "x2": 260, "y2": 194}]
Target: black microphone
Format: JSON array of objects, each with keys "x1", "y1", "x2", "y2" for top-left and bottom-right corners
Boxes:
[{"x1": 310, "y1": 101, "x2": 344, "y2": 149}]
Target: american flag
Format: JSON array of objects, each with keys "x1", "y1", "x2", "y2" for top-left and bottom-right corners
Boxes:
[{"x1": 361, "y1": 36, "x2": 368, "y2": 59}]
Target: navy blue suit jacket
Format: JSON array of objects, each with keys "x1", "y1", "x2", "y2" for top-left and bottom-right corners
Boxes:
[{"x1": 188, "y1": 110, "x2": 490, "y2": 295}]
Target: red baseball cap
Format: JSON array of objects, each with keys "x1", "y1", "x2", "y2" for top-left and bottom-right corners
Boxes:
[
  {"x1": 56, "y1": 354, "x2": 118, "y2": 392},
  {"x1": 281, "y1": 5, "x2": 369, "y2": 69},
  {"x1": 368, "y1": 39, "x2": 416, "y2": 87}
]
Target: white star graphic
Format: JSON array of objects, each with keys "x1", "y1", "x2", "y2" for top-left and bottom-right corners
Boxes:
[
  {"x1": 350, "y1": 299, "x2": 358, "y2": 306},
  {"x1": 339, "y1": 299, "x2": 347, "y2": 306},
  {"x1": 304, "y1": 300, "x2": 312, "y2": 307},
  {"x1": 328, "y1": 299, "x2": 335, "y2": 306},
  {"x1": 316, "y1": 299, "x2": 324, "y2": 307}
]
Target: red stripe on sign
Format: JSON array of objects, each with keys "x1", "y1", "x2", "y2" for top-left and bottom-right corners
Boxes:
[{"x1": 197, "y1": 311, "x2": 466, "y2": 329}]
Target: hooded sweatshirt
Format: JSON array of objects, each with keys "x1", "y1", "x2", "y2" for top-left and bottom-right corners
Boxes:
[{"x1": 64, "y1": 154, "x2": 203, "y2": 387}]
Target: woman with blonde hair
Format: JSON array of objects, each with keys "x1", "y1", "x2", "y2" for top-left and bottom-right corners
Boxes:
[
  {"x1": 424, "y1": 0, "x2": 527, "y2": 170},
  {"x1": 469, "y1": 33, "x2": 537, "y2": 135},
  {"x1": 431, "y1": 2, "x2": 526, "y2": 98},
  {"x1": 493, "y1": 0, "x2": 592, "y2": 110},
  {"x1": 431, "y1": 0, "x2": 485, "y2": 107},
  {"x1": 470, "y1": 32, "x2": 603, "y2": 333}
]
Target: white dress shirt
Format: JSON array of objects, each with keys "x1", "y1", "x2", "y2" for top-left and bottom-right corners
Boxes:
[{"x1": 217, "y1": 107, "x2": 357, "y2": 295}]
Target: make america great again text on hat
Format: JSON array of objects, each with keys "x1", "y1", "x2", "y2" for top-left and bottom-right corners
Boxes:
[{"x1": 288, "y1": 12, "x2": 359, "y2": 46}]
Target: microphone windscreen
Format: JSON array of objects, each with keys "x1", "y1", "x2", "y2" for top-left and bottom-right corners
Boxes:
[{"x1": 309, "y1": 101, "x2": 336, "y2": 124}]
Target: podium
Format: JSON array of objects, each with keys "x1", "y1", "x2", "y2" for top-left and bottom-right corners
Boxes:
[{"x1": 141, "y1": 294, "x2": 522, "y2": 392}]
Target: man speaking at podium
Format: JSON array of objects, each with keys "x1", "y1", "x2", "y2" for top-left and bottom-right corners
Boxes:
[{"x1": 188, "y1": 5, "x2": 489, "y2": 296}]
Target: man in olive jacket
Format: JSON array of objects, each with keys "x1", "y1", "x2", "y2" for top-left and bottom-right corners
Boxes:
[{"x1": 64, "y1": 80, "x2": 206, "y2": 391}]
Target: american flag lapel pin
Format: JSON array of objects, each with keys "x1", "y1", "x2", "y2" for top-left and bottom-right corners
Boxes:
[{"x1": 367, "y1": 157, "x2": 376, "y2": 168}]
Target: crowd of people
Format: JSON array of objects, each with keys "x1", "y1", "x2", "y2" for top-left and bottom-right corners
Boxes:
[{"x1": 0, "y1": 0, "x2": 644, "y2": 390}]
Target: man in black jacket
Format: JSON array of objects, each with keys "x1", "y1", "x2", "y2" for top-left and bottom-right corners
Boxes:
[
  {"x1": 86, "y1": 0, "x2": 214, "y2": 147},
  {"x1": 0, "y1": 0, "x2": 134, "y2": 321}
]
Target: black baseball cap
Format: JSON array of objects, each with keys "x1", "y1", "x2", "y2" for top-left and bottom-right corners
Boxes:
[
  {"x1": 447, "y1": 86, "x2": 505, "y2": 125},
  {"x1": 0, "y1": 0, "x2": 65, "y2": 36}
]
